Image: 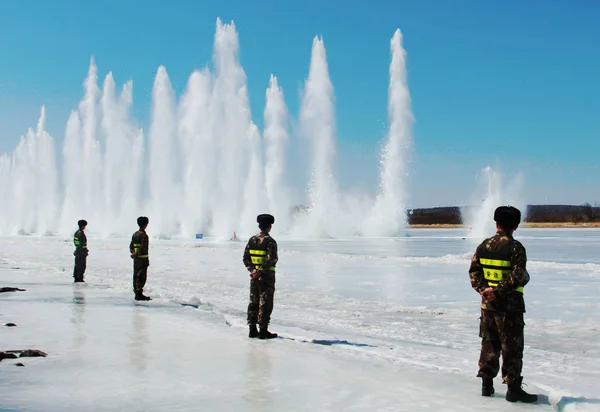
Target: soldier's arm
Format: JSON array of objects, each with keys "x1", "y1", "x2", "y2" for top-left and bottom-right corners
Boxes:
[
  {"x1": 242, "y1": 239, "x2": 254, "y2": 272},
  {"x1": 141, "y1": 233, "x2": 149, "y2": 256},
  {"x1": 129, "y1": 233, "x2": 137, "y2": 256},
  {"x1": 74, "y1": 231, "x2": 85, "y2": 251},
  {"x1": 81, "y1": 232, "x2": 87, "y2": 249},
  {"x1": 496, "y1": 241, "x2": 529, "y2": 296},
  {"x1": 468, "y1": 246, "x2": 488, "y2": 293},
  {"x1": 263, "y1": 238, "x2": 278, "y2": 271}
]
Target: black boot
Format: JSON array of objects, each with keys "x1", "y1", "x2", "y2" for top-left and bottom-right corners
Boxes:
[
  {"x1": 135, "y1": 291, "x2": 151, "y2": 301},
  {"x1": 481, "y1": 377, "x2": 494, "y2": 396},
  {"x1": 506, "y1": 377, "x2": 538, "y2": 403},
  {"x1": 259, "y1": 327, "x2": 278, "y2": 340},
  {"x1": 248, "y1": 325, "x2": 259, "y2": 338}
]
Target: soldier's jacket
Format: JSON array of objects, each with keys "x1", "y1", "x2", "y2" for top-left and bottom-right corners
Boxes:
[
  {"x1": 130, "y1": 230, "x2": 149, "y2": 260},
  {"x1": 73, "y1": 229, "x2": 88, "y2": 255},
  {"x1": 243, "y1": 233, "x2": 278, "y2": 274},
  {"x1": 469, "y1": 231, "x2": 530, "y2": 313}
]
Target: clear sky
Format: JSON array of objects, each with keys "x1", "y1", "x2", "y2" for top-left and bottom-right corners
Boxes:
[{"x1": 1, "y1": 0, "x2": 599, "y2": 208}]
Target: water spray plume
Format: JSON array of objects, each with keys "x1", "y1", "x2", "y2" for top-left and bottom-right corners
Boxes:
[
  {"x1": 264, "y1": 75, "x2": 291, "y2": 233},
  {"x1": 464, "y1": 166, "x2": 526, "y2": 239},
  {"x1": 365, "y1": 29, "x2": 413, "y2": 237},
  {"x1": 0, "y1": 23, "x2": 417, "y2": 240}
]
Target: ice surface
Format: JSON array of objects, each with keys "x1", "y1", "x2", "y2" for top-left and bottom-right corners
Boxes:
[{"x1": 1, "y1": 229, "x2": 599, "y2": 411}]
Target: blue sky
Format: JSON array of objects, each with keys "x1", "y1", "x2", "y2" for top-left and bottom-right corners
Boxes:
[{"x1": 1, "y1": 0, "x2": 599, "y2": 208}]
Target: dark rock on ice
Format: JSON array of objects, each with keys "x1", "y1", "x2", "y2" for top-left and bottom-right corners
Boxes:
[
  {"x1": 19, "y1": 349, "x2": 48, "y2": 358},
  {"x1": 0, "y1": 352, "x2": 19, "y2": 361},
  {"x1": 0, "y1": 287, "x2": 26, "y2": 293}
]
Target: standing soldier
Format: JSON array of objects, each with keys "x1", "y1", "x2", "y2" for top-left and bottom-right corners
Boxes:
[
  {"x1": 129, "y1": 216, "x2": 151, "y2": 301},
  {"x1": 243, "y1": 214, "x2": 278, "y2": 339},
  {"x1": 73, "y1": 219, "x2": 88, "y2": 283},
  {"x1": 469, "y1": 206, "x2": 537, "y2": 403}
]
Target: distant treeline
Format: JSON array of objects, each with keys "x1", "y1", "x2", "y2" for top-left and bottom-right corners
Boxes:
[
  {"x1": 407, "y1": 204, "x2": 600, "y2": 225},
  {"x1": 289, "y1": 204, "x2": 600, "y2": 225}
]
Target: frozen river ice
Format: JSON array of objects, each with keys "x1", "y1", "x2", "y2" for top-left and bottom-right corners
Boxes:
[{"x1": 1, "y1": 228, "x2": 599, "y2": 411}]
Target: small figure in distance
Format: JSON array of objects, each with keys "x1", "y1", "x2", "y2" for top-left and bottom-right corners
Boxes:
[
  {"x1": 73, "y1": 219, "x2": 88, "y2": 283},
  {"x1": 129, "y1": 216, "x2": 151, "y2": 301}
]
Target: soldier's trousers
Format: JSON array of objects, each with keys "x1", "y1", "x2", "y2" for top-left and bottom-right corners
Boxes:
[
  {"x1": 247, "y1": 272, "x2": 275, "y2": 329},
  {"x1": 73, "y1": 253, "x2": 87, "y2": 281},
  {"x1": 478, "y1": 309, "x2": 525, "y2": 383},
  {"x1": 133, "y1": 259, "x2": 149, "y2": 293}
]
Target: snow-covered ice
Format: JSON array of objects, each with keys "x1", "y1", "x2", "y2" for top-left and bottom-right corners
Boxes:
[{"x1": 1, "y1": 228, "x2": 599, "y2": 411}]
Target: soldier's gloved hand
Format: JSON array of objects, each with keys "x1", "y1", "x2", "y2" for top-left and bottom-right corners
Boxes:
[
  {"x1": 250, "y1": 270, "x2": 260, "y2": 279},
  {"x1": 130, "y1": 253, "x2": 135, "y2": 259},
  {"x1": 481, "y1": 287, "x2": 496, "y2": 301}
]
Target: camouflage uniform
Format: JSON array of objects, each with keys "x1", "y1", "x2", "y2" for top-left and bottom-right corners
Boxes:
[
  {"x1": 243, "y1": 233, "x2": 278, "y2": 329},
  {"x1": 469, "y1": 231, "x2": 530, "y2": 384},
  {"x1": 129, "y1": 229, "x2": 150, "y2": 294},
  {"x1": 73, "y1": 229, "x2": 88, "y2": 282}
]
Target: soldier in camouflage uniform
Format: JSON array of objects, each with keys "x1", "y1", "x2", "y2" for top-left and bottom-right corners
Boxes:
[
  {"x1": 129, "y1": 216, "x2": 151, "y2": 301},
  {"x1": 73, "y1": 219, "x2": 88, "y2": 283},
  {"x1": 243, "y1": 214, "x2": 278, "y2": 339},
  {"x1": 469, "y1": 206, "x2": 537, "y2": 403}
]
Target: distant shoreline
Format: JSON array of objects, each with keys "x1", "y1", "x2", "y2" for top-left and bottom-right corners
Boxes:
[{"x1": 409, "y1": 222, "x2": 600, "y2": 229}]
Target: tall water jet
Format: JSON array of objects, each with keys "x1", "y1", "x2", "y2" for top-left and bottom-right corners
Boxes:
[
  {"x1": 101, "y1": 74, "x2": 143, "y2": 236},
  {"x1": 0, "y1": 107, "x2": 59, "y2": 235},
  {"x1": 264, "y1": 74, "x2": 291, "y2": 233},
  {"x1": 101, "y1": 73, "x2": 122, "y2": 234},
  {"x1": 11, "y1": 130, "x2": 36, "y2": 234},
  {"x1": 148, "y1": 66, "x2": 179, "y2": 238},
  {"x1": 240, "y1": 123, "x2": 266, "y2": 236},
  {"x1": 210, "y1": 18, "x2": 256, "y2": 238},
  {"x1": 365, "y1": 29, "x2": 413, "y2": 237},
  {"x1": 33, "y1": 106, "x2": 59, "y2": 235},
  {"x1": 118, "y1": 81, "x2": 145, "y2": 235},
  {"x1": 60, "y1": 110, "x2": 84, "y2": 232},
  {"x1": 79, "y1": 58, "x2": 103, "y2": 224},
  {"x1": 179, "y1": 69, "x2": 214, "y2": 237},
  {"x1": 300, "y1": 36, "x2": 339, "y2": 237}
]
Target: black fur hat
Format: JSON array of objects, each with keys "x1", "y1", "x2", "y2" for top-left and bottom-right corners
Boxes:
[
  {"x1": 494, "y1": 206, "x2": 521, "y2": 227},
  {"x1": 137, "y1": 216, "x2": 149, "y2": 227},
  {"x1": 77, "y1": 219, "x2": 87, "y2": 228},
  {"x1": 257, "y1": 214, "x2": 275, "y2": 226}
]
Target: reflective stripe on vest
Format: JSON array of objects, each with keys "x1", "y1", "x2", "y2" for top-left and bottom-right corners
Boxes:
[
  {"x1": 480, "y1": 258, "x2": 524, "y2": 293},
  {"x1": 249, "y1": 249, "x2": 275, "y2": 271},
  {"x1": 133, "y1": 243, "x2": 148, "y2": 259},
  {"x1": 74, "y1": 238, "x2": 87, "y2": 248}
]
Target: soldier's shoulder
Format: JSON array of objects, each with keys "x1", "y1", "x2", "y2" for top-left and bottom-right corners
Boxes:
[
  {"x1": 477, "y1": 236, "x2": 493, "y2": 250},
  {"x1": 511, "y1": 238, "x2": 526, "y2": 250},
  {"x1": 245, "y1": 235, "x2": 259, "y2": 245}
]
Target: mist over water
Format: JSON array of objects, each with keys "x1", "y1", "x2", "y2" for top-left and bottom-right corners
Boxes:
[
  {"x1": 0, "y1": 19, "x2": 416, "y2": 239},
  {"x1": 463, "y1": 166, "x2": 526, "y2": 240}
]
